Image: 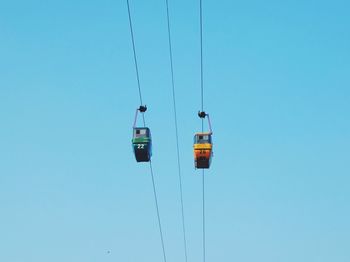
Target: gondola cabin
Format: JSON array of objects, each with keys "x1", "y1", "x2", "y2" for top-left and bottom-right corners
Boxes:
[
  {"x1": 132, "y1": 127, "x2": 152, "y2": 162},
  {"x1": 193, "y1": 132, "x2": 213, "y2": 168}
]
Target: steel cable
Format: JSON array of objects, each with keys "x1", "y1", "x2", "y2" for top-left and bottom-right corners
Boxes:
[
  {"x1": 199, "y1": 1, "x2": 206, "y2": 262},
  {"x1": 164, "y1": 0, "x2": 189, "y2": 261},
  {"x1": 126, "y1": 1, "x2": 167, "y2": 261},
  {"x1": 149, "y1": 161, "x2": 167, "y2": 262}
]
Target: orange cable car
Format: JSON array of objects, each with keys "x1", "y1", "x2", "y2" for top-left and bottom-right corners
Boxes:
[{"x1": 193, "y1": 111, "x2": 213, "y2": 169}]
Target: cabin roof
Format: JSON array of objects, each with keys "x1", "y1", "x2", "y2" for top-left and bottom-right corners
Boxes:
[{"x1": 194, "y1": 132, "x2": 212, "y2": 136}]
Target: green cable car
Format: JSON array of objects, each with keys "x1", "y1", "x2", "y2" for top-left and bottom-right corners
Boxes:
[
  {"x1": 132, "y1": 105, "x2": 152, "y2": 162},
  {"x1": 132, "y1": 127, "x2": 152, "y2": 162}
]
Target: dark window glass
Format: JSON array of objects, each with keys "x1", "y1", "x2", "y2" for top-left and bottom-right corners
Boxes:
[
  {"x1": 134, "y1": 129, "x2": 148, "y2": 137},
  {"x1": 195, "y1": 134, "x2": 211, "y2": 144}
]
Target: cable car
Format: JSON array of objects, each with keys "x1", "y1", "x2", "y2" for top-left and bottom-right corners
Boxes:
[
  {"x1": 193, "y1": 111, "x2": 213, "y2": 169},
  {"x1": 193, "y1": 132, "x2": 212, "y2": 168},
  {"x1": 132, "y1": 127, "x2": 152, "y2": 162},
  {"x1": 132, "y1": 105, "x2": 152, "y2": 162}
]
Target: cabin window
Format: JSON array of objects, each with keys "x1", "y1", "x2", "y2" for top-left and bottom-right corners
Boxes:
[
  {"x1": 135, "y1": 129, "x2": 147, "y2": 137},
  {"x1": 195, "y1": 134, "x2": 211, "y2": 144}
]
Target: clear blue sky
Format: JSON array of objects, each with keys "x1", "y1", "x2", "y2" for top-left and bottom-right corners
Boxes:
[{"x1": 0, "y1": 0, "x2": 349, "y2": 261}]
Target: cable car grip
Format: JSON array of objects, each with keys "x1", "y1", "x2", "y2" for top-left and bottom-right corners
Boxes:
[
  {"x1": 139, "y1": 105, "x2": 147, "y2": 112},
  {"x1": 198, "y1": 111, "x2": 206, "y2": 118}
]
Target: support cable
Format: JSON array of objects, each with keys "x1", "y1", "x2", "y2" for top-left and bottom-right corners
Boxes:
[
  {"x1": 200, "y1": 0, "x2": 204, "y2": 113},
  {"x1": 202, "y1": 170, "x2": 206, "y2": 262},
  {"x1": 126, "y1": 1, "x2": 167, "y2": 261},
  {"x1": 199, "y1": 1, "x2": 206, "y2": 262},
  {"x1": 164, "y1": 0, "x2": 188, "y2": 261},
  {"x1": 126, "y1": 0, "x2": 146, "y2": 126},
  {"x1": 150, "y1": 161, "x2": 167, "y2": 262},
  {"x1": 126, "y1": 0, "x2": 143, "y2": 106}
]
